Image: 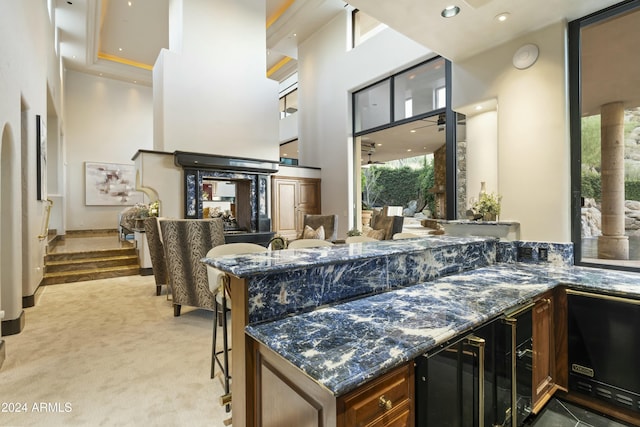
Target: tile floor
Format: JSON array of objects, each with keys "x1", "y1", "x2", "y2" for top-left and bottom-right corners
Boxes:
[{"x1": 525, "y1": 398, "x2": 633, "y2": 427}]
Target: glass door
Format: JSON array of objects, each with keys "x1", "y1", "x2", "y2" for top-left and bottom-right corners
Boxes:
[{"x1": 571, "y1": 1, "x2": 640, "y2": 269}]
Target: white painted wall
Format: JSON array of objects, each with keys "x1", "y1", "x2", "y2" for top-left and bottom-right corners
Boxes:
[
  {"x1": 297, "y1": 10, "x2": 433, "y2": 236},
  {"x1": 0, "y1": 0, "x2": 62, "y2": 318},
  {"x1": 154, "y1": 0, "x2": 279, "y2": 160},
  {"x1": 279, "y1": 113, "x2": 298, "y2": 143},
  {"x1": 452, "y1": 22, "x2": 570, "y2": 242},
  {"x1": 275, "y1": 165, "x2": 321, "y2": 179},
  {"x1": 64, "y1": 70, "x2": 154, "y2": 230},
  {"x1": 465, "y1": 110, "x2": 499, "y2": 206},
  {"x1": 134, "y1": 151, "x2": 182, "y2": 219}
]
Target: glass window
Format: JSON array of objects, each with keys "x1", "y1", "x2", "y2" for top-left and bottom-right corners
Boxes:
[
  {"x1": 394, "y1": 58, "x2": 446, "y2": 120},
  {"x1": 279, "y1": 88, "x2": 298, "y2": 119},
  {"x1": 571, "y1": 2, "x2": 640, "y2": 269},
  {"x1": 354, "y1": 80, "x2": 391, "y2": 132},
  {"x1": 280, "y1": 140, "x2": 298, "y2": 165}
]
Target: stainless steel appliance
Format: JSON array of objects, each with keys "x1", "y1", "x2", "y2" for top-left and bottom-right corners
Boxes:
[
  {"x1": 567, "y1": 290, "x2": 640, "y2": 414},
  {"x1": 415, "y1": 305, "x2": 534, "y2": 427}
]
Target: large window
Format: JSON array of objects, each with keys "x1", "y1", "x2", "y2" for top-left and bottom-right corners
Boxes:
[
  {"x1": 279, "y1": 88, "x2": 298, "y2": 119},
  {"x1": 354, "y1": 57, "x2": 447, "y2": 134},
  {"x1": 279, "y1": 140, "x2": 298, "y2": 165},
  {"x1": 394, "y1": 60, "x2": 447, "y2": 121},
  {"x1": 570, "y1": 0, "x2": 640, "y2": 269},
  {"x1": 354, "y1": 80, "x2": 391, "y2": 132},
  {"x1": 352, "y1": 57, "x2": 460, "y2": 223}
]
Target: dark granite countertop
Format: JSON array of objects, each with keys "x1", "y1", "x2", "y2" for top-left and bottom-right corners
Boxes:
[
  {"x1": 246, "y1": 263, "x2": 640, "y2": 397},
  {"x1": 202, "y1": 235, "x2": 494, "y2": 277}
]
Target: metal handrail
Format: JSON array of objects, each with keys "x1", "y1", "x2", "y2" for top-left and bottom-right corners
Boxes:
[{"x1": 38, "y1": 199, "x2": 53, "y2": 240}]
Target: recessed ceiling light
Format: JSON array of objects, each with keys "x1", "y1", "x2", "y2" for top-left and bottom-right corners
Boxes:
[
  {"x1": 441, "y1": 5, "x2": 460, "y2": 18},
  {"x1": 407, "y1": 149, "x2": 412, "y2": 152},
  {"x1": 377, "y1": 143, "x2": 382, "y2": 146},
  {"x1": 410, "y1": 129, "x2": 417, "y2": 133},
  {"x1": 475, "y1": 105, "x2": 483, "y2": 111},
  {"x1": 133, "y1": 80, "x2": 137, "y2": 84},
  {"x1": 495, "y1": 12, "x2": 510, "y2": 22},
  {"x1": 72, "y1": 55, "x2": 76, "y2": 59},
  {"x1": 118, "y1": 47, "x2": 123, "y2": 51},
  {"x1": 128, "y1": 1, "x2": 132, "y2": 6}
]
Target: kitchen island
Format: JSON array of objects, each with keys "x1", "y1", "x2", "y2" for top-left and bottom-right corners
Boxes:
[
  {"x1": 246, "y1": 263, "x2": 640, "y2": 397},
  {"x1": 246, "y1": 263, "x2": 640, "y2": 426},
  {"x1": 202, "y1": 235, "x2": 500, "y2": 426},
  {"x1": 203, "y1": 236, "x2": 573, "y2": 426}
]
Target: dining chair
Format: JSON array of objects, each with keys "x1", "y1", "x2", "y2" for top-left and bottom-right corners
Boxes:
[
  {"x1": 159, "y1": 218, "x2": 225, "y2": 317},
  {"x1": 301, "y1": 214, "x2": 338, "y2": 241}
]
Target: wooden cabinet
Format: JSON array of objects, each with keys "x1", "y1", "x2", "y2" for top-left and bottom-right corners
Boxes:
[
  {"x1": 531, "y1": 292, "x2": 558, "y2": 414},
  {"x1": 253, "y1": 339, "x2": 413, "y2": 427},
  {"x1": 272, "y1": 176, "x2": 321, "y2": 240},
  {"x1": 337, "y1": 364, "x2": 414, "y2": 427}
]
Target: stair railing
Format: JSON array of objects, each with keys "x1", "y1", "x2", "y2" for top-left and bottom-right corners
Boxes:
[{"x1": 38, "y1": 199, "x2": 54, "y2": 240}]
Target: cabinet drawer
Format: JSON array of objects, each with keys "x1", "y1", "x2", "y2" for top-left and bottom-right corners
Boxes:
[{"x1": 339, "y1": 363, "x2": 414, "y2": 427}]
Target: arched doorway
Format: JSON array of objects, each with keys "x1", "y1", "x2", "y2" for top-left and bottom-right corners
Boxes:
[{"x1": 1, "y1": 122, "x2": 22, "y2": 342}]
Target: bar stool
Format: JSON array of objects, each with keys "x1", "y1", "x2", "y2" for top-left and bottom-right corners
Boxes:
[
  {"x1": 205, "y1": 243, "x2": 267, "y2": 415},
  {"x1": 286, "y1": 239, "x2": 334, "y2": 249},
  {"x1": 345, "y1": 235, "x2": 378, "y2": 243}
]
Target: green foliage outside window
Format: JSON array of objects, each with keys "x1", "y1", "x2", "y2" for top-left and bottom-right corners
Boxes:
[{"x1": 361, "y1": 155, "x2": 435, "y2": 212}]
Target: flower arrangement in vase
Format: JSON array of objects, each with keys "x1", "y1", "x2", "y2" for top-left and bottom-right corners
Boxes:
[{"x1": 473, "y1": 192, "x2": 502, "y2": 221}]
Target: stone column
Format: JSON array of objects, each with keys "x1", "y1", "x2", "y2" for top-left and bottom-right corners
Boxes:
[{"x1": 598, "y1": 102, "x2": 629, "y2": 259}]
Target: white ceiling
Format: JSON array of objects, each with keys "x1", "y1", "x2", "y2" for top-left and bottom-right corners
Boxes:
[
  {"x1": 347, "y1": 0, "x2": 622, "y2": 62},
  {"x1": 54, "y1": 0, "x2": 635, "y2": 164},
  {"x1": 54, "y1": 0, "x2": 345, "y2": 86}
]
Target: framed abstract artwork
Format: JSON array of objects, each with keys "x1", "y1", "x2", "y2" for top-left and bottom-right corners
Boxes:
[
  {"x1": 84, "y1": 162, "x2": 143, "y2": 206},
  {"x1": 36, "y1": 115, "x2": 47, "y2": 201}
]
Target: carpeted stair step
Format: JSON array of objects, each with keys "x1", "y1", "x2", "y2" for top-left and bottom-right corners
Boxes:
[
  {"x1": 43, "y1": 247, "x2": 140, "y2": 285},
  {"x1": 43, "y1": 265, "x2": 141, "y2": 285},
  {"x1": 45, "y1": 254, "x2": 140, "y2": 273},
  {"x1": 45, "y1": 248, "x2": 137, "y2": 263}
]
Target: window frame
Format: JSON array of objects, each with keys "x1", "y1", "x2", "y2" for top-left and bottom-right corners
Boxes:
[{"x1": 569, "y1": 0, "x2": 640, "y2": 270}]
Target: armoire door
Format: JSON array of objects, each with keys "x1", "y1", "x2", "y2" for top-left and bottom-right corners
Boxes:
[{"x1": 272, "y1": 177, "x2": 321, "y2": 240}]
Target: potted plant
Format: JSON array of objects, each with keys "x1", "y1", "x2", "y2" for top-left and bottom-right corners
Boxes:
[
  {"x1": 361, "y1": 204, "x2": 374, "y2": 229},
  {"x1": 473, "y1": 192, "x2": 502, "y2": 221},
  {"x1": 347, "y1": 228, "x2": 362, "y2": 237}
]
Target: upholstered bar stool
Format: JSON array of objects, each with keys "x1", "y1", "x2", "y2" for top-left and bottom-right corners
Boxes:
[
  {"x1": 286, "y1": 239, "x2": 334, "y2": 249},
  {"x1": 205, "y1": 243, "x2": 267, "y2": 414},
  {"x1": 345, "y1": 235, "x2": 378, "y2": 243}
]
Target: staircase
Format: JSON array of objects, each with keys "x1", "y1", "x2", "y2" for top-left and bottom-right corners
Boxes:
[{"x1": 44, "y1": 247, "x2": 140, "y2": 285}]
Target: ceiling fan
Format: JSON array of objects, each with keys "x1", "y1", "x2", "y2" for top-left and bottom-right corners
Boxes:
[
  {"x1": 362, "y1": 142, "x2": 385, "y2": 166},
  {"x1": 410, "y1": 113, "x2": 447, "y2": 132}
]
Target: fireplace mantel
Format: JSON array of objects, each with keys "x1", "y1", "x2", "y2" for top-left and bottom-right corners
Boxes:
[
  {"x1": 174, "y1": 151, "x2": 279, "y2": 174},
  {"x1": 175, "y1": 151, "x2": 277, "y2": 235}
]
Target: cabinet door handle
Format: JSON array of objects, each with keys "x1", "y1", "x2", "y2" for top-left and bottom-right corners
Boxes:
[
  {"x1": 465, "y1": 335, "x2": 485, "y2": 427},
  {"x1": 378, "y1": 395, "x2": 393, "y2": 411}
]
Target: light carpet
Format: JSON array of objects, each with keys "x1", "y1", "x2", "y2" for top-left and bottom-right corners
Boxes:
[{"x1": 0, "y1": 275, "x2": 230, "y2": 426}]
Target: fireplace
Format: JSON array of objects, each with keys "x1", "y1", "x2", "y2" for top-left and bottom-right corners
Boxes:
[{"x1": 175, "y1": 151, "x2": 278, "y2": 245}]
